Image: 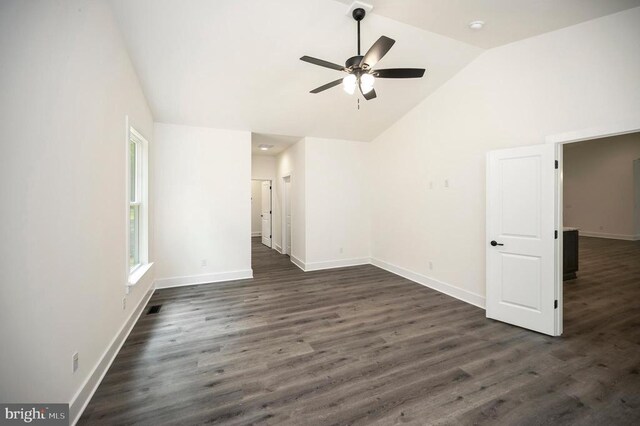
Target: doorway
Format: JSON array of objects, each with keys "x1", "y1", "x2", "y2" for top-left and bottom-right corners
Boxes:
[
  {"x1": 485, "y1": 124, "x2": 640, "y2": 336},
  {"x1": 559, "y1": 131, "x2": 640, "y2": 338},
  {"x1": 251, "y1": 179, "x2": 272, "y2": 248}
]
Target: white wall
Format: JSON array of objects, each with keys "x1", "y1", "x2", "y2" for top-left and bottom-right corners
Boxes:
[
  {"x1": 251, "y1": 181, "x2": 262, "y2": 236},
  {"x1": 0, "y1": 0, "x2": 154, "y2": 419},
  {"x1": 153, "y1": 123, "x2": 252, "y2": 287},
  {"x1": 274, "y1": 140, "x2": 306, "y2": 263},
  {"x1": 369, "y1": 7, "x2": 640, "y2": 305},
  {"x1": 305, "y1": 137, "x2": 371, "y2": 270},
  {"x1": 564, "y1": 133, "x2": 640, "y2": 239}
]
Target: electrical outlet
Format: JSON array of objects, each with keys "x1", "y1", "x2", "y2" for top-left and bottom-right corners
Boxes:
[
  {"x1": 122, "y1": 297, "x2": 126, "y2": 310},
  {"x1": 428, "y1": 261, "x2": 433, "y2": 270},
  {"x1": 201, "y1": 259, "x2": 207, "y2": 267},
  {"x1": 444, "y1": 179, "x2": 450, "y2": 188},
  {"x1": 429, "y1": 181, "x2": 434, "y2": 190},
  {"x1": 339, "y1": 247, "x2": 343, "y2": 254},
  {"x1": 72, "y1": 352, "x2": 79, "y2": 373}
]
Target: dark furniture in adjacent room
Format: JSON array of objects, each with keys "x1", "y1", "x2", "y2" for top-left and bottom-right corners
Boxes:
[{"x1": 563, "y1": 228, "x2": 579, "y2": 280}]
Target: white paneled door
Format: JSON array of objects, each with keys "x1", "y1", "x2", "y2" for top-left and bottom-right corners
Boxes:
[
  {"x1": 261, "y1": 181, "x2": 271, "y2": 248},
  {"x1": 486, "y1": 144, "x2": 559, "y2": 336}
]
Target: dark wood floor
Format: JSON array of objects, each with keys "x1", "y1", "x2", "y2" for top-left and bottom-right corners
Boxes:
[{"x1": 80, "y1": 237, "x2": 640, "y2": 425}]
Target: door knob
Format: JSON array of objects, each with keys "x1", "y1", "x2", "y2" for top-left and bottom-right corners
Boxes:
[{"x1": 490, "y1": 240, "x2": 504, "y2": 247}]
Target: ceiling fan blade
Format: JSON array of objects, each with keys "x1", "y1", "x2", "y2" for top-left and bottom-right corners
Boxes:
[
  {"x1": 310, "y1": 78, "x2": 343, "y2": 94},
  {"x1": 375, "y1": 68, "x2": 425, "y2": 79},
  {"x1": 360, "y1": 36, "x2": 395, "y2": 69},
  {"x1": 300, "y1": 56, "x2": 345, "y2": 71}
]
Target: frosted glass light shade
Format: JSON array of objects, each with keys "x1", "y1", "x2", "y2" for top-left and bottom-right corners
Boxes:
[
  {"x1": 343, "y1": 74, "x2": 356, "y2": 94},
  {"x1": 360, "y1": 73, "x2": 374, "y2": 94}
]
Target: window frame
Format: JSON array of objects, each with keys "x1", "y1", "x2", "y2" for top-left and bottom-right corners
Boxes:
[{"x1": 126, "y1": 120, "x2": 150, "y2": 286}]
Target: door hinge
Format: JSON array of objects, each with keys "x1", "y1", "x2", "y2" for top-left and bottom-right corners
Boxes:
[
  {"x1": 554, "y1": 230, "x2": 558, "y2": 239},
  {"x1": 554, "y1": 160, "x2": 558, "y2": 169},
  {"x1": 554, "y1": 300, "x2": 558, "y2": 309}
]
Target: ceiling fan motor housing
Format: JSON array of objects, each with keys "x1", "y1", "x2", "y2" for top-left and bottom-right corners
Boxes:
[{"x1": 345, "y1": 55, "x2": 364, "y2": 70}]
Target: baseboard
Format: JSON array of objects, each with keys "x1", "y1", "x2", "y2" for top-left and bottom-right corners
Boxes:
[
  {"x1": 305, "y1": 257, "x2": 371, "y2": 272},
  {"x1": 69, "y1": 283, "x2": 155, "y2": 425},
  {"x1": 290, "y1": 255, "x2": 306, "y2": 271},
  {"x1": 274, "y1": 244, "x2": 283, "y2": 253},
  {"x1": 251, "y1": 232, "x2": 261, "y2": 237},
  {"x1": 154, "y1": 270, "x2": 253, "y2": 289},
  {"x1": 371, "y1": 258, "x2": 486, "y2": 309},
  {"x1": 579, "y1": 231, "x2": 640, "y2": 241}
]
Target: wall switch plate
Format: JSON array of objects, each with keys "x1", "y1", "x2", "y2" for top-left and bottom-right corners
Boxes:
[
  {"x1": 444, "y1": 179, "x2": 450, "y2": 188},
  {"x1": 429, "y1": 181, "x2": 434, "y2": 190},
  {"x1": 72, "y1": 352, "x2": 79, "y2": 373}
]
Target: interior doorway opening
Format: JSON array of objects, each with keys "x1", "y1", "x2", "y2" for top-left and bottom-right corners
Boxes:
[
  {"x1": 251, "y1": 179, "x2": 272, "y2": 248},
  {"x1": 546, "y1": 125, "x2": 640, "y2": 335},
  {"x1": 560, "y1": 132, "x2": 640, "y2": 336}
]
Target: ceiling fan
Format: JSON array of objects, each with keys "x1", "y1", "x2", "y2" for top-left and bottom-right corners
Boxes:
[{"x1": 300, "y1": 7, "x2": 425, "y2": 100}]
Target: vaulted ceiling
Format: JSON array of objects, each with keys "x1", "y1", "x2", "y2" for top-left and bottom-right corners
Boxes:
[
  {"x1": 109, "y1": 0, "x2": 482, "y2": 141},
  {"x1": 334, "y1": 0, "x2": 640, "y2": 49},
  {"x1": 110, "y1": 0, "x2": 640, "y2": 142}
]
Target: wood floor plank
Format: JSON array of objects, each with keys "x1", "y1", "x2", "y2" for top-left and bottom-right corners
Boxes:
[{"x1": 79, "y1": 236, "x2": 640, "y2": 425}]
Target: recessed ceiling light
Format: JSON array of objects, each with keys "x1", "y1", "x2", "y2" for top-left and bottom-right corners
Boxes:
[
  {"x1": 469, "y1": 20, "x2": 485, "y2": 30},
  {"x1": 259, "y1": 144, "x2": 273, "y2": 151}
]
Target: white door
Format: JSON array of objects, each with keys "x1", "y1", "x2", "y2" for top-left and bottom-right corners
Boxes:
[
  {"x1": 261, "y1": 181, "x2": 271, "y2": 247},
  {"x1": 486, "y1": 144, "x2": 559, "y2": 336},
  {"x1": 284, "y1": 177, "x2": 292, "y2": 255}
]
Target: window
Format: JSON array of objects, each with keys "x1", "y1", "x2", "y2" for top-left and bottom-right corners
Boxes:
[{"x1": 128, "y1": 126, "x2": 148, "y2": 277}]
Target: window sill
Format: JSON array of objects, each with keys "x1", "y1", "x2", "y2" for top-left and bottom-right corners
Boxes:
[{"x1": 128, "y1": 262, "x2": 153, "y2": 287}]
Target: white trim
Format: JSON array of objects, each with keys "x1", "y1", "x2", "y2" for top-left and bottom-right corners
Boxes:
[
  {"x1": 545, "y1": 119, "x2": 640, "y2": 145},
  {"x1": 274, "y1": 243, "x2": 283, "y2": 253},
  {"x1": 154, "y1": 270, "x2": 253, "y2": 289},
  {"x1": 128, "y1": 262, "x2": 154, "y2": 286},
  {"x1": 579, "y1": 231, "x2": 640, "y2": 241},
  {"x1": 304, "y1": 257, "x2": 371, "y2": 272},
  {"x1": 371, "y1": 258, "x2": 486, "y2": 309},
  {"x1": 251, "y1": 232, "x2": 261, "y2": 237},
  {"x1": 69, "y1": 283, "x2": 155, "y2": 425},
  {"x1": 290, "y1": 255, "x2": 306, "y2": 271}
]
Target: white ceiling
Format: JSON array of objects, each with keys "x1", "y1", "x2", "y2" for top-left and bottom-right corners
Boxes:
[
  {"x1": 109, "y1": 0, "x2": 482, "y2": 141},
  {"x1": 110, "y1": 0, "x2": 639, "y2": 142},
  {"x1": 252, "y1": 133, "x2": 301, "y2": 156},
  {"x1": 335, "y1": 0, "x2": 640, "y2": 48}
]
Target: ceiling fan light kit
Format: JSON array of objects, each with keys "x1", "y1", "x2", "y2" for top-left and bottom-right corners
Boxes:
[{"x1": 300, "y1": 6, "x2": 425, "y2": 101}]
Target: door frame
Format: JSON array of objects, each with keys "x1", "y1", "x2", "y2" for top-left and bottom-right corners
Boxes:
[
  {"x1": 281, "y1": 174, "x2": 292, "y2": 256},
  {"x1": 545, "y1": 118, "x2": 640, "y2": 336}
]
